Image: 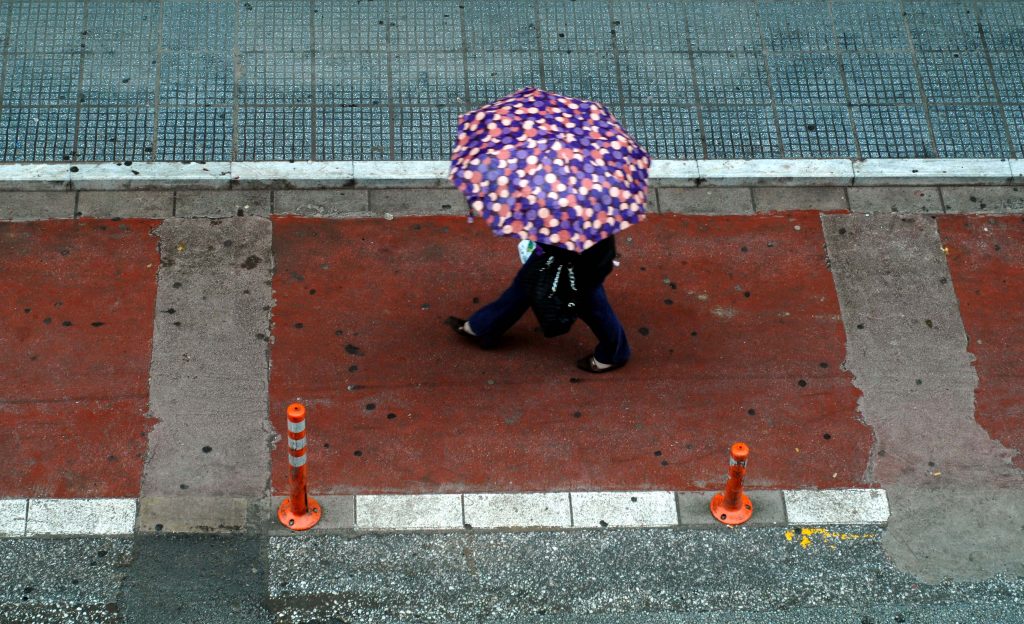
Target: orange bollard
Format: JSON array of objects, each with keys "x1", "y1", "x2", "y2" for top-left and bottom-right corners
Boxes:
[
  {"x1": 710, "y1": 442, "x2": 753, "y2": 525},
  {"x1": 277, "y1": 403, "x2": 322, "y2": 530}
]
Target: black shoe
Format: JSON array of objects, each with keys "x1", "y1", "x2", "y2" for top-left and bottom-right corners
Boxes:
[{"x1": 446, "y1": 316, "x2": 499, "y2": 349}]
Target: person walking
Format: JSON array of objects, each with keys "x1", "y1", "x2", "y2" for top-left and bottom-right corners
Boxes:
[{"x1": 447, "y1": 87, "x2": 650, "y2": 374}]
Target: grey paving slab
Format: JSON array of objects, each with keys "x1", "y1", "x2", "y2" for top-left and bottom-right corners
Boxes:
[
  {"x1": 389, "y1": 52, "x2": 465, "y2": 106},
  {"x1": 0, "y1": 191, "x2": 75, "y2": 220},
  {"x1": 83, "y1": 0, "x2": 160, "y2": 55},
  {"x1": 768, "y1": 52, "x2": 846, "y2": 104},
  {"x1": 692, "y1": 52, "x2": 772, "y2": 105},
  {"x1": 238, "y1": 52, "x2": 314, "y2": 105},
  {"x1": 988, "y1": 52, "x2": 1024, "y2": 104},
  {"x1": 76, "y1": 107, "x2": 154, "y2": 162},
  {"x1": 236, "y1": 107, "x2": 312, "y2": 161},
  {"x1": 941, "y1": 185, "x2": 1024, "y2": 213},
  {"x1": 831, "y1": 0, "x2": 910, "y2": 51},
  {"x1": 1009, "y1": 106, "x2": 1024, "y2": 158},
  {"x1": 752, "y1": 186, "x2": 848, "y2": 213},
  {"x1": 538, "y1": 0, "x2": 612, "y2": 52},
  {"x1": 930, "y1": 105, "x2": 1012, "y2": 158},
  {"x1": 851, "y1": 105, "x2": 935, "y2": 158},
  {"x1": 0, "y1": 107, "x2": 77, "y2": 162},
  {"x1": 369, "y1": 188, "x2": 467, "y2": 217},
  {"x1": 702, "y1": 106, "x2": 780, "y2": 159},
  {"x1": 542, "y1": 50, "x2": 621, "y2": 104},
  {"x1": 465, "y1": 51, "x2": 543, "y2": 106},
  {"x1": 160, "y1": 0, "x2": 238, "y2": 52},
  {"x1": 918, "y1": 51, "x2": 997, "y2": 103},
  {"x1": 7, "y1": 1, "x2": 85, "y2": 55},
  {"x1": 853, "y1": 158, "x2": 1013, "y2": 185},
  {"x1": 760, "y1": 0, "x2": 834, "y2": 52},
  {"x1": 617, "y1": 106, "x2": 702, "y2": 160},
  {"x1": 159, "y1": 51, "x2": 236, "y2": 107},
  {"x1": 273, "y1": 190, "x2": 371, "y2": 218},
  {"x1": 777, "y1": 105, "x2": 857, "y2": 158},
  {"x1": 137, "y1": 496, "x2": 249, "y2": 534},
  {"x1": 156, "y1": 107, "x2": 234, "y2": 162},
  {"x1": 313, "y1": 1, "x2": 387, "y2": 51},
  {"x1": 618, "y1": 52, "x2": 696, "y2": 106},
  {"x1": 388, "y1": 0, "x2": 463, "y2": 52},
  {"x1": 846, "y1": 186, "x2": 944, "y2": 213},
  {"x1": 317, "y1": 107, "x2": 391, "y2": 160},
  {"x1": 392, "y1": 106, "x2": 459, "y2": 160},
  {"x1": 611, "y1": 0, "x2": 689, "y2": 53},
  {"x1": 903, "y1": 0, "x2": 984, "y2": 52},
  {"x1": 659, "y1": 187, "x2": 753, "y2": 215},
  {"x1": 77, "y1": 191, "x2": 174, "y2": 219},
  {"x1": 2, "y1": 54, "x2": 81, "y2": 106},
  {"x1": 843, "y1": 52, "x2": 922, "y2": 105},
  {"x1": 685, "y1": 0, "x2": 763, "y2": 53},
  {"x1": 978, "y1": 0, "x2": 1024, "y2": 51},
  {"x1": 316, "y1": 53, "x2": 389, "y2": 106},
  {"x1": 237, "y1": 0, "x2": 311, "y2": 53},
  {"x1": 175, "y1": 190, "x2": 271, "y2": 218},
  {"x1": 462, "y1": 2, "x2": 538, "y2": 52}
]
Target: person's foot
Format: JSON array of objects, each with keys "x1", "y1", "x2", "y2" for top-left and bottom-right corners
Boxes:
[
  {"x1": 575, "y1": 355, "x2": 627, "y2": 374},
  {"x1": 445, "y1": 316, "x2": 475, "y2": 337}
]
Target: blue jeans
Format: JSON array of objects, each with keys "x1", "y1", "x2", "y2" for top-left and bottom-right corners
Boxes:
[{"x1": 468, "y1": 261, "x2": 631, "y2": 365}]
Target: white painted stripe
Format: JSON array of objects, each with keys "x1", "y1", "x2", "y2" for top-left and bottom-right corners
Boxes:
[
  {"x1": 287, "y1": 420, "x2": 305, "y2": 433},
  {"x1": 463, "y1": 493, "x2": 571, "y2": 528},
  {"x1": 357, "y1": 494, "x2": 463, "y2": 530},
  {"x1": 0, "y1": 160, "x2": 1019, "y2": 193},
  {"x1": 25, "y1": 498, "x2": 136, "y2": 536},
  {"x1": 783, "y1": 489, "x2": 890, "y2": 524},
  {"x1": 288, "y1": 453, "x2": 307, "y2": 467},
  {"x1": 288, "y1": 437, "x2": 307, "y2": 451},
  {"x1": 0, "y1": 499, "x2": 27, "y2": 537},
  {"x1": 571, "y1": 491, "x2": 678, "y2": 528}
]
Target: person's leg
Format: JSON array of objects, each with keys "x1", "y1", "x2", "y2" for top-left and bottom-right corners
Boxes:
[
  {"x1": 466, "y1": 266, "x2": 532, "y2": 344},
  {"x1": 577, "y1": 285, "x2": 631, "y2": 366}
]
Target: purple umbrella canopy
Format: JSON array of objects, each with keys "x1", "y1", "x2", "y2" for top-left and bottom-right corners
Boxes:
[{"x1": 450, "y1": 87, "x2": 651, "y2": 252}]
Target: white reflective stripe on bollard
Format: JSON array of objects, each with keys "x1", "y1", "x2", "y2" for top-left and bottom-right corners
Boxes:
[
  {"x1": 288, "y1": 454, "x2": 307, "y2": 467},
  {"x1": 288, "y1": 437, "x2": 307, "y2": 450},
  {"x1": 287, "y1": 420, "x2": 305, "y2": 433}
]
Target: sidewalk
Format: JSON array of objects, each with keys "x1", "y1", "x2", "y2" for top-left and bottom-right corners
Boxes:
[{"x1": 0, "y1": 0, "x2": 1022, "y2": 162}]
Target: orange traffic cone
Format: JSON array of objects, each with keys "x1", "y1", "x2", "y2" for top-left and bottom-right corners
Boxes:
[
  {"x1": 277, "y1": 403, "x2": 322, "y2": 530},
  {"x1": 710, "y1": 442, "x2": 753, "y2": 525}
]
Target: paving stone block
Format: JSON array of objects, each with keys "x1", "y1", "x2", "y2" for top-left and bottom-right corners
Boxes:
[
  {"x1": 138, "y1": 496, "x2": 249, "y2": 534},
  {"x1": 369, "y1": 189, "x2": 467, "y2": 217},
  {"x1": 659, "y1": 187, "x2": 753, "y2": 215},
  {"x1": 273, "y1": 190, "x2": 370, "y2": 218},
  {"x1": 0, "y1": 191, "x2": 75, "y2": 220},
  {"x1": 941, "y1": 186, "x2": 1024, "y2": 214},
  {"x1": 847, "y1": 187, "x2": 943, "y2": 214},
  {"x1": 77, "y1": 191, "x2": 174, "y2": 218},
  {"x1": 175, "y1": 190, "x2": 271, "y2": 218},
  {"x1": 676, "y1": 491, "x2": 786, "y2": 526},
  {"x1": 784, "y1": 488, "x2": 889, "y2": 525},
  {"x1": 356, "y1": 494, "x2": 463, "y2": 531},
  {"x1": 571, "y1": 491, "x2": 677, "y2": 528},
  {"x1": 853, "y1": 159, "x2": 1014, "y2": 186},
  {"x1": 0, "y1": 499, "x2": 27, "y2": 537},
  {"x1": 27, "y1": 498, "x2": 136, "y2": 536},
  {"x1": 463, "y1": 493, "x2": 571, "y2": 529},
  {"x1": 753, "y1": 187, "x2": 848, "y2": 213}
]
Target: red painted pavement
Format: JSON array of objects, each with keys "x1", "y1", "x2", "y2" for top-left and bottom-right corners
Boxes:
[
  {"x1": 270, "y1": 214, "x2": 871, "y2": 494},
  {"x1": 0, "y1": 220, "x2": 159, "y2": 498},
  {"x1": 939, "y1": 215, "x2": 1024, "y2": 470}
]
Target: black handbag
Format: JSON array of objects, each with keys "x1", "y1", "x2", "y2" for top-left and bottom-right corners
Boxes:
[{"x1": 523, "y1": 250, "x2": 581, "y2": 338}]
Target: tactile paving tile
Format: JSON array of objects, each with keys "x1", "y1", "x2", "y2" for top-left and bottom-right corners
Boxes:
[
  {"x1": 987, "y1": 52, "x2": 1024, "y2": 104},
  {"x1": 160, "y1": 0, "x2": 237, "y2": 52},
  {"x1": 317, "y1": 106, "x2": 391, "y2": 160},
  {"x1": 538, "y1": 0, "x2": 612, "y2": 51},
  {"x1": 238, "y1": 52, "x2": 314, "y2": 105},
  {"x1": 316, "y1": 53, "x2": 389, "y2": 106},
  {"x1": 390, "y1": 52, "x2": 466, "y2": 106},
  {"x1": 977, "y1": 0, "x2": 1024, "y2": 51},
  {"x1": 686, "y1": 0, "x2": 763, "y2": 53},
  {"x1": 843, "y1": 52, "x2": 922, "y2": 105},
  {"x1": 918, "y1": 51, "x2": 997, "y2": 103},
  {"x1": 80, "y1": 52, "x2": 158, "y2": 106},
  {"x1": 159, "y1": 52, "x2": 235, "y2": 107},
  {"x1": 831, "y1": 0, "x2": 911, "y2": 51},
  {"x1": 760, "y1": 0, "x2": 835, "y2": 52},
  {"x1": 392, "y1": 106, "x2": 459, "y2": 160},
  {"x1": 237, "y1": 106, "x2": 312, "y2": 161},
  {"x1": 465, "y1": 51, "x2": 542, "y2": 106},
  {"x1": 156, "y1": 107, "x2": 233, "y2": 161},
  {"x1": 314, "y1": 0, "x2": 387, "y2": 51},
  {"x1": 83, "y1": 0, "x2": 160, "y2": 55},
  {"x1": 777, "y1": 105, "x2": 857, "y2": 158},
  {"x1": 618, "y1": 52, "x2": 696, "y2": 105},
  {"x1": 7, "y1": 1, "x2": 85, "y2": 54},
  {"x1": 387, "y1": 0, "x2": 463, "y2": 52},
  {"x1": 1005, "y1": 106, "x2": 1024, "y2": 157},
  {"x1": 902, "y1": 0, "x2": 982, "y2": 51},
  {"x1": 693, "y1": 52, "x2": 772, "y2": 105},
  {"x1": 238, "y1": 0, "x2": 312, "y2": 52},
  {"x1": 461, "y1": 2, "x2": 538, "y2": 52},
  {"x1": 610, "y1": 0, "x2": 688, "y2": 53},
  {"x1": 851, "y1": 105, "x2": 934, "y2": 158},
  {"x1": 768, "y1": 52, "x2": 846, "y2": 104},
  {"x1": 542, "y1": 50, "x2": 621, "y2": 103},
  {"x1": 0, "y1": 107, "x2": 77, "y2": 162},
  {"x1": 76, "y1": 107, "x2": 154, "y2": 162},
  {"x1": 929, "y1": 105, "x2": 1011, "y2": 158},
  {"x1": 616, "y1": 106, "x2": 702, "y2": 159},
  {"x1": 702, "y1": 106, "x2": 780, "y2": 158},
  {"x1": 2, "y1": 54, "x2": 81, "y2": 106}
]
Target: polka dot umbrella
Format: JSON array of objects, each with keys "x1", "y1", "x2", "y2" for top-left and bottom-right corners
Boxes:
[{"x1": 450, "y1": 87, "x2": 651, "y2": 253}]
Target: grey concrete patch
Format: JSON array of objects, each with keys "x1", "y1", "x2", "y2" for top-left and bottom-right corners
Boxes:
[
  {"x1": 752, "y1": 187, "x2": 848, "y2": 213},
  {"x1": 272, "y1": 190, "x2": 371, "y2": 217},
  {"x1": 119, "y1": 535, "x2": 271, "y2": 624},
  {"x1": 143, "y1": 218, "x2": 274, "y2": 513},
  {"x1": 676, "y1": 490, "x2": 786, "y2": 526},
  {"x1": 76, "y1": 191, "x2": 173, "y2": 219},
  {"x1": 0, "y1": 191, "x2": 75, "y2": 220},
  {"x1": 138, "y1": 496, "x2": 249, "y2": 534},
  {"x1": 269, "y1": 495, "x2": 356, "y2": 534},
  {"x1": 369, "y1": 188, "x2": 467, "y2": 217},
  {"x1": 175, "y1": 190, "x2": 271, "y2": 218},
  {"x1": 821, "y1": 212, "x2": 1024, "y2": 582},
  {"x1": 658, "y1": 188, "x2": 753, "y2": 215},
  {"x1": 941, "y1": 186, "x2": 1024, "y2": 213},
  {"x1": 847, "y1": 186, "x2": 944, "y2": 213}
]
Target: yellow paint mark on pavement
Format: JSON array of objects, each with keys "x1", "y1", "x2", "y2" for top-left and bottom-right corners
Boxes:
[{"x1": 784, "y1": 527, "x2": 877, "y2": 550}]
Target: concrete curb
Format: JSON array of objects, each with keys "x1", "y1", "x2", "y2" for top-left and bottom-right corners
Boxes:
[
  {"x1": 0, "y1": 488, "x2": 890, "y2": 536},
  {"x1": 0, "y1": 159, "x2": 1019, "y2": 192}
]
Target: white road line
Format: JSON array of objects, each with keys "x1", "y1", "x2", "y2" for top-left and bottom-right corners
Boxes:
[
  {"x1": 463, "y1": 492, "x2": 572, "y2": 529},
  {"x1": 783, "y1": 489, "x2": 890, "y2": 525},
  {"x1": 25, "y1": 498, "x2": 136, "y2": 536},
  {"x1": 570, "y1": 491, "x2": 678, "y2": 528},
  {"x1": 356, "y1": 494, "x2": 464, "y2": 531},
  {"x1": 0, "y1": 498, "x2": 27, "y2": 537}
]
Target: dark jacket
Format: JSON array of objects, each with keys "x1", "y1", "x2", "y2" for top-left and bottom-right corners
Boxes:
[{"x1": 537, "y1": 236, "x2": 616, "y2": 291}]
